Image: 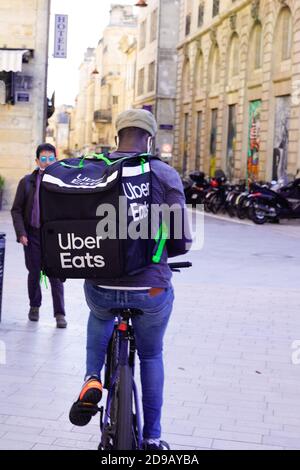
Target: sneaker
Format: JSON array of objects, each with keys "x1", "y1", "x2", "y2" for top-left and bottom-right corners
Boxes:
[
  {"x1": 55, "y1": 314, "x2": 67, "y2": 329},
  {"x1": 28, "y1": 307, "x2": 39, "y2": 322},
  {"x1": 69, "y1": 377, "x2": 103, "y2": 426},
  {"x1": 143, "y1": 439, "x2": 170, "y2": 450}
]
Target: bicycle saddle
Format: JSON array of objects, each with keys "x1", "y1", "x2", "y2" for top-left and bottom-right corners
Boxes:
[{"x1": 109, "y1": 308, "x2": 143, "y2": 319}]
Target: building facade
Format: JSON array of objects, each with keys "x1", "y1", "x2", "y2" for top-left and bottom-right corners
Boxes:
[
  {"x1": 70, "y1": 5, "x2": 137, "y2": 155},
  {"x1": 46, "y1": 104, "x2": 73, "y2": 157},
  {"x1": 174, "y1": 0, "x2": 300, "y2": 182},
  {"x1": 0, "y1": 0, "x2": 50, "y2": 207},
  {"x1": 134, "y1": 0, "x2": 181, "y2": 161}
]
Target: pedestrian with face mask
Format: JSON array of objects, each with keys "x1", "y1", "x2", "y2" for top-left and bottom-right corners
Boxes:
[{"x1": 11, "y1": 143, "x2": 67, "y2": 328}]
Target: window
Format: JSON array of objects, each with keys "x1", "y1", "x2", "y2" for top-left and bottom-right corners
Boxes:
[
  {"x1": 182, "y1": 61, "x2": 190, "y2": 101},
  {"x1": 281, "y1": 8, "x2": 292, "y2": 60},
  {"x1": 138, "y1": 68, "x2": 145, "y2": 96},
  {"x1": 195, "y1": 111, "x2": 202, "y2": 170},
  {"x1": 212, "y1": 0, "x2": 220, "y2": 17},
  {"x1": 226, "y1": 105, "x2": 237, "y2": 182},
  {"x1": 148, "y1": 61, "x2": 155, "y2": 92},
  {"x1": 112, "y1": 96, "x2": 118, "y2": 105},
  {"x1": 195, "y1": 53, "x2": 204, "y2": 95},
  {"x1": 210, "y1": 109, "x2": 218, "y2": 176},
  {"x1": 228, "y1": 34, "x2": 239, "y2": 79},
  {"x1": 209, "y1": 45, "x2": 220, "y2": 87},
  {"x1": 185, "y1": 13, "x2": 191, "y2": 36},
  {"x1": 183, "y1": 113, "x2": 189, "y2": 174},
  {"x1": 254, "y1": 23, "x2": 263, "y2": 70},
  {"x1": 140, "y1": 20, "x2": 147, "y2": 50},
  {"x1": 150, "y1": 9, "x2": 158, "y2": 42},
  {"x1": 198, "y1": 2, "x2": 204, "y2": 28}
]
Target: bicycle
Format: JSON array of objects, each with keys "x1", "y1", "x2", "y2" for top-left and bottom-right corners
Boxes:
[{"x1": 84, "y1": 262, "x2": 192, "y2": 451}]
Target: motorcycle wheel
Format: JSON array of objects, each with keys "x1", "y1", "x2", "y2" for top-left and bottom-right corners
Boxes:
[
  {"x1": 236, "y1": 196, "x2": 249, "y2": 220},
  {"x1": 248, "y1": 200, "x2": 268, "y2": 225},
  {"x1": 210, "y1": 193, "x2": 223, "y2": 214}
]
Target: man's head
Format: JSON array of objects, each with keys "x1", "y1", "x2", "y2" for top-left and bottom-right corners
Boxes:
[
  {"x1": 115, "y1": 109, "x2": 158, "y2": 153},
  {"x1": 36, "y1": 143, "x2": 57, "y2": 171}
]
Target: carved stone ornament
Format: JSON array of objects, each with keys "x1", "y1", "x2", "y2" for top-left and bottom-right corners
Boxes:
[
  {"x1": 229, "y1": 14, "x2": 237, "y2": 31},
  {"x1": 251, "y1": 0, "x2": 260, "y2": 21},
  {"x1": 210, "y1": 27, "x2": 217, "y2": 45}
]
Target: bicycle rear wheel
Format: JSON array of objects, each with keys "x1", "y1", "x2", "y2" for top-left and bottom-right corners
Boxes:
[{"x1": 115, "y1": 365, "x2": 133, "y2": 450}]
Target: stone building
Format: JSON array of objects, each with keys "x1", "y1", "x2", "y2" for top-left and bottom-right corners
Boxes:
[
  {"x1": 174, "y1": 0, "x2": 300, "y2": 182},
  {"x1": 70, "y1": 5, "x2": 137, "y2": 155},
  {"x1": 0, "y1": 0, "x2": 50, "y2": 207},
  {"x1": 134, "y1": 0, "x2": 181, "y2": 161},
  {"x1": 46, "y1": 104, "x2": 73, "y2": 157}
]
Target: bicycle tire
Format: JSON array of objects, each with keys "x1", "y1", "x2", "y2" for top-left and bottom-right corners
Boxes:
[{"x1": 115, "y1": 365, "x2": 133, "y2": 450}]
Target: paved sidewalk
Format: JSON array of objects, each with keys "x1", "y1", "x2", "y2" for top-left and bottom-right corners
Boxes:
[{"x1": 0, "y1": 210, "x2": 300, "y2": 450}]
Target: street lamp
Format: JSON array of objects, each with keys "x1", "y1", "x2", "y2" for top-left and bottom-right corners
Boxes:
[{"x1": 135, "y1": 0, "x2": 148, "y2": 6}]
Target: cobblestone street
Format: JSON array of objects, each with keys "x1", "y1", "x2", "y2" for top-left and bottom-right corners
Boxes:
[{"x1": 0, "y1": 210, "x2": 300, "y2": 450}]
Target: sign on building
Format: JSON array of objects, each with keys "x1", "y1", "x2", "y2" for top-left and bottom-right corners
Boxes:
[{"x1": 54, "y1": 14, "x2": 68, "y2": 59}]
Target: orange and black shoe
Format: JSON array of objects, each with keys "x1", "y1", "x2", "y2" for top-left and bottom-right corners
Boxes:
[{"x1": 69, "y1": 377, "x2": 103, "y2": 426}]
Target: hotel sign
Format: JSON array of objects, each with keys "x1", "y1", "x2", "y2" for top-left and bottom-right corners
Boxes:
[{"x1": 54, "y1": 14, "x2": 68, "y2": 58}]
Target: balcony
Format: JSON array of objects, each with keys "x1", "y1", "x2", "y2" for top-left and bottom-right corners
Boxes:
[{"x1": 93, "y1": 109, "x2": 112, "y2": 123}]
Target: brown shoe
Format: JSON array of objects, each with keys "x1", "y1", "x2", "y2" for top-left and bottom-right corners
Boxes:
[
  {"x1": 55, "y1": 314, "x2": 67, "y2": 329},
  {"x1": 28, "y1": 307, "x2": 39, "y2": 322}
]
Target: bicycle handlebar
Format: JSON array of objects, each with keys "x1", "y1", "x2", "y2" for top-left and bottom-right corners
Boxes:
[{"x1": 168, "y1": 262, "x2": 192, "y2": 271}]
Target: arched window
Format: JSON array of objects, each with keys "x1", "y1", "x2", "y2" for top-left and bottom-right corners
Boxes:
[
  {"x1": 250, "y1": 22, "x2": 263, "y2": 70},
  {"x1": 209, "y1": 45, "x2": 220, "y2": 87},
  {"x1": 182, "y1": 60, "x2": 191, "y2": 101},
  {"x1": 276, "y1": 7, "x2": 293, "y2": 62},
  {"x1": 194, "y1": 52, "x2": 204, "y2": 96},
  {"x1": 228, "y1": 34, "x2": 239, "y2": 79}
]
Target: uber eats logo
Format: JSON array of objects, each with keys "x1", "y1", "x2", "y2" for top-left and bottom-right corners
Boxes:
[{"x1": 58, "y1": 233, "x2": 105, "y2": 269}]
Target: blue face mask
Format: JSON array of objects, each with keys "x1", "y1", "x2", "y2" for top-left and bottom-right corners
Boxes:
[{"x1": 40, "y1": 155, "x2": 56, "y2": 163}]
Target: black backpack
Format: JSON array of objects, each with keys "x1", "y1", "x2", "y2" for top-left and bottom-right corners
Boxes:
[{"x1": 40, "y1": 153, "x2": 167, "y2": 280}]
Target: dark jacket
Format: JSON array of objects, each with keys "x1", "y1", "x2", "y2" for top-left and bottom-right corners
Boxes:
[{"x1": 11, "y1": 169, "x2": 39, "y2": 241}]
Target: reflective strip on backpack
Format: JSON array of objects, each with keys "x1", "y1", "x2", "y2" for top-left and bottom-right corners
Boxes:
[
  {"x1": 122, "y1": 163, "x2": 150, "y2": 178},
  {"x1": 42, "y1": 171, "x2": 119, "y2": 189}
]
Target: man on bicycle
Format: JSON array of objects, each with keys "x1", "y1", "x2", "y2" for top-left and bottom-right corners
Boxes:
[{"x1": 69, "y1": 109, "x2": 191, "y2": 450}]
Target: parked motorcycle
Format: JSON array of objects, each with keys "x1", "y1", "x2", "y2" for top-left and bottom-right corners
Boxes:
[
  {"x1": 204, "y1": 170, "x2": 227, "y2": 213},
  {"x1": 184, "y1": 171, "x2": 210, "y2": 207},
  {"x1": 248, "y1": 175, "x2": 300, "y2": 224}
]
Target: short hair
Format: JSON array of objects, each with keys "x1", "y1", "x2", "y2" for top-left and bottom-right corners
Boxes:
[
  {"x1": 118, "y1": 127, "x2": 150, "y2": 141},
  {"x1": 36, "y1": 143, "x2": 57, "y2": 159}
]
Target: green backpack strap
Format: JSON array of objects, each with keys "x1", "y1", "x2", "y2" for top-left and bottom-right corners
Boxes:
[
  {"x1": 59, "y1": 152, "x2": 155, "y2": 171},
  {"x1": 152, "y1": 222, "x2": 169, "y2": 264}
]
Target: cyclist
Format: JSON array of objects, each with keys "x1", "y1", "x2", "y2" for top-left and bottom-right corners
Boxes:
[{"x1": 69, "y1": 109, "x2": 191, "y2": 450}]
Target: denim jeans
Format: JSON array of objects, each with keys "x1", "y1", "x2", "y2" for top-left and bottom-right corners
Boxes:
[{"x1": 84, "y1": 281, "x2": 174, "y2": 439}]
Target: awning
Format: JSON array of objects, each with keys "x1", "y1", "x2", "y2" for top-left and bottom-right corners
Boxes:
[{"x1": 0, "y1": 49, "x2": 29, "y2": 72}]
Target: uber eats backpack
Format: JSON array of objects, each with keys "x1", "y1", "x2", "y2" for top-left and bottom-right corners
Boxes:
[{"x1": 40, "y1": 153, "x2": 168, "y2": 281}]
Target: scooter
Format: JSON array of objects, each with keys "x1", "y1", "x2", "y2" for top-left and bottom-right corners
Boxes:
[{"x1": 248, "y1": 173, "x2": 300, "y2": 224}]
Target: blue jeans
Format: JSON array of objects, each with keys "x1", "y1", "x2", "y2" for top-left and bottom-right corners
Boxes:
[{"x1": 84, "y1": 281, "x2": 174, "y2": 440}]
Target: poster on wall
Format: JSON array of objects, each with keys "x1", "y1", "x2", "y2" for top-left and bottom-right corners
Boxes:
[
  {"x1": 273, "y1": 96, "x2": 291, "y2": 182},
  {"x1": 210, "y1": 109, "x2": 218, "y2": 177},
  {"x1": 226, "y1": 105, "x2": 237, "y2": 182},
  {"x1": 247, "y1": 100, "x2": 261, "y2": 183}
]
